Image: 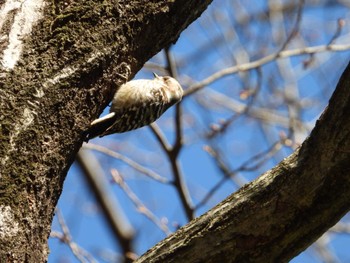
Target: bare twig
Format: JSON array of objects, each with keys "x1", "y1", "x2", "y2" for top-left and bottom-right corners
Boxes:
[
  {"x1": 76, "y1": 149, "x2": 135, "y2": 263},
  {"x1": 149, "y1": 118, "x2": 194, "y2": 221},
  {"x1": 83, "y1": 143, "x2": 170, "y2": 184},
  {"x1": 51, "y1": 209, "x2": 98, "y2": 263},
  {"x1": 149, "y1": 123, "x2": 171, "y2": 152},
  {"x1": 269, "y1": 0, "x2": 304, "y2": 143},
  {"x1": 148, "y1": 48, "x2": 195, "y2": 221},
  {"x1": 196, "y1": 137, "x2": 290, "y2": 210},
  {"x1": 304, "y1": 18, "x2": 345, "y2": 69},
  {"x1": 195, "y1": 146, "x2": 245, "y2": 210},
  {"x1": 200, "y1": 88, "x2": 311, "y2": 130},
  {"x1": 206, "y1": 68, "x2": 263, "y2": 139},
  {"x1": 185, "y1": 42, "x2": 350, "y2": 97},
  {"x1": 194, "y1": 176, "x2": 228, "y2": 211},
  {"x1": 233, "y1": 140, "x2": 284, "y2": 172},
  {"x1": 312, "y1": 235, "x2": 338, "y2": 263},
  {"x1": 328, "y1": 18, "x2": 345, "y2": 46},
  {"x1": 111, "y1": 169, "x2": 172, "y2": 235},
  {"x1": 274, "y1": 0, "x2": 305, "y2": 53}
]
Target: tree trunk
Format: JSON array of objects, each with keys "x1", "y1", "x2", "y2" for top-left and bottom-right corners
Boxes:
[{"x1": 0, "y1": 1, "x2": 212, "y2": 261}]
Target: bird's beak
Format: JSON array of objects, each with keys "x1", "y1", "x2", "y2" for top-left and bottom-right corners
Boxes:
[{"x1": 153, "y1": 72, "x2": 160, "y2": 78}]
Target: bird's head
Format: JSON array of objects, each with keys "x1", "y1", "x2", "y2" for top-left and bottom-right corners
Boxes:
[{"x1": 153, "y1": 73, "x2": 183, "y2": 105}]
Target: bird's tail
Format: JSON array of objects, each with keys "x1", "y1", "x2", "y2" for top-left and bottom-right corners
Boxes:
[{"x1": 84, "y1": 112, "x2": 117, "y2": 142}]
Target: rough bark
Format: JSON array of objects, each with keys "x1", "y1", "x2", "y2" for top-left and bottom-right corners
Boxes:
[
  {"x1": 136, "y1": 63, "x2": 350, "y2": 262},
  {"x1": 0, "y1": 0, "x2": 212, "y2": 261}
]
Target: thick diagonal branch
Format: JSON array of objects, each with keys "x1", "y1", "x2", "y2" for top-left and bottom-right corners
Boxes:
[{"x1": 136, "y1": 62, "x2": 350, "y2": 262}]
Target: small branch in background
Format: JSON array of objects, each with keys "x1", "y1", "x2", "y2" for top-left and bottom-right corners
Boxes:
[
  {"x1": 143, "y1": 62, "x2": 169, "y2": 75},
  {"x1": 275, "y1": 0, "x2": 305, "y2": 53},
  {"x1": 304, "y1": 18, "x2": 345, "y2": 68},
  {"x1": 233, "y1": 139, "x2": 285, "y2": 172},
  {"x1": 327, "y1": 18, "x2": 346, "y2": 46},
  {"x1": 201, "y1": 88, "x2": 307, "y2": 129},
  {"x1": 185, "y1": 42, "x2": 350, "y2": 97},
  {"x1": 149, "y1": 123, "x2": 195, "y2": 221},
  {"x1": 76, "y1": 149, "x2": 136, "y2": 263},
  {"x1": 195, "y1": 145, "x2": 247, "y2": 210},
  {"x1": 303, "y1": 19, "x2": 345, "y2": 69},
  {"x1": 165, "y1": 48, "x2": 194, "y2": 220},
  {"x1": 83, "y1": 143, "x2": 170, "y2": 184},
  {"x1": 206, "y1": 68, "x2": 262, "y2": 139},
  {"x1": 111, "y1": 169, "x2": 172, "y2": 235},
  {"x1": 194, "y1": 175, "x2": 229, "y2": 211},
  {"x1": 164, "y1": 46, "x2": 178, "y2": 77},
  {"x1": 164, "y1": 47, "x2": 183, "y2": 155},
  {"x1": 330, "y1": 222, "x2": 350, "y2": 234},
  {"x1": 197, "y1": 137, "x2": 290, "y2": 210},
  {"x1": 203, "y1": 146, "x2": 238, "y2": 183},
  {"x1": 173, "y1": 103, "x2": 184, "y2": 155},
  {"x1": 148, "y1": 48, "x2": 195, "y2": 221},
  {"x1": 51, "y1": 209, "x2": 98, "y2": 263},
  {"x1": 312, "y1": 235, "x2": 338, "y2": 263},
  {"x1": 149, "y1": 123, "x2": 172, "y2": 152}
]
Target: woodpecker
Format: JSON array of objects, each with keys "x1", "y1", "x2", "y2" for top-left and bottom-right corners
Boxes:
[{"x1": 85, "y1": 73, "x2": 183, "y2": 140}]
